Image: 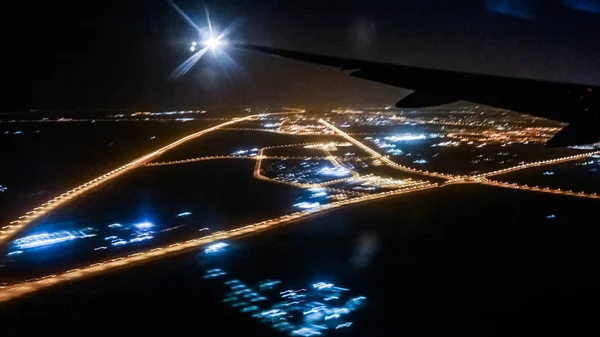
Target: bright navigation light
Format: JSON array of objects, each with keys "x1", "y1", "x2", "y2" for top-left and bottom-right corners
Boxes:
[{"x1": 205, "y1": 37, "x2": 221, "y2": 49}]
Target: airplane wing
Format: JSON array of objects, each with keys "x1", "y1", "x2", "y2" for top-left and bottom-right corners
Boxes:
[{"x1": 234, "y1": 43, "x2": 600, "y2": 147}]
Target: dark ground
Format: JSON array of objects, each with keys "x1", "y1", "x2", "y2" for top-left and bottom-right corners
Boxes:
[{"x1": 2, "y1": 185, "x2": 599, "y2": 336}]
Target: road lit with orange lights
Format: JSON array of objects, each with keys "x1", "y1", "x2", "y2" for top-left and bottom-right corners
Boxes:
[
  {"x1": 475, "y1": 151, "x2": 600, "y2": 177},
  {"x1": 0, "y1": 113, "x2": 301, "y2": 246},
  {"x1": 2, "y1": 113, "x2": 600, "y2": 304},
  {"x1": 318, "y1": 119, "x2": 457, "y2": 180}
]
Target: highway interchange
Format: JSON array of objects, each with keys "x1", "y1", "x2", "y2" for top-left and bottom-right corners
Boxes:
[{"x1": 1, "y1": 113, "x2": 599, "y2": 302}]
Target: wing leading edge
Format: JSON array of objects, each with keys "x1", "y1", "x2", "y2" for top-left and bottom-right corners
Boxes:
[{"x1": 234, "y1": 43, "x2": 600, "y2": 147}]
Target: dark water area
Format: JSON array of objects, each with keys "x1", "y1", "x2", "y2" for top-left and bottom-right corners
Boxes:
[
  {"x1": 494, "y1": 157, "x2": 600, "y2": 194},
  {"x1": 154, "y1": 130, "x2": 339, "y2": 162},
  {"x1": 2, "y1": 185, "x2": 599, "y2": 336},
  {"x1": 0, "y1": 161, "x2": 324, "y2": 279},
  {"x1": 0, "y1": 121, "x2": 214, "y2": 223}
]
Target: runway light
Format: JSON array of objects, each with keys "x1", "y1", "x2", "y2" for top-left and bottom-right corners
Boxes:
[{"x1": 190, "y1": 46, "x2": 196, "y2": 52}]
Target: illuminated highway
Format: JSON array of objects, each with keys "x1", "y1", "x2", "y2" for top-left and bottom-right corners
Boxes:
[
  {"x1": 252, "y1": 148, "x2": 367, "y2": 195},
  {"x1": 482, "y1": 178, "x2": 600, "y2": 200},
  {"x1": 318, "y1": 119, "x2": 457, "y2": 180},
  {"x1": 316, "y1": 119, "x2": 600, "y2": 199},
  {"x1": 145, "y1": 155, "x2": 359, "y2": 167},
  {"x1": 0, "y1": 112, "x2": 301, "y2": 246},
  {"x1": 475, "y1": 151, "x2": 600, "y2": 177}
]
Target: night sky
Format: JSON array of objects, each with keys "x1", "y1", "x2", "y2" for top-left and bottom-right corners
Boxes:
[{"x1": 3, "y1": 0, "x2": 600, "y2": 111}]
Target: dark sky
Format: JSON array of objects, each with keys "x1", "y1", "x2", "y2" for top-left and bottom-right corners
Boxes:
[{"x1": 3, "y1": 0, "x2": 600, "y2": 111}]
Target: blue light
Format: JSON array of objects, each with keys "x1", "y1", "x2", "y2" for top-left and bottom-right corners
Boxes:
[
  {"x1": 294, "y1": 202, "x2": 320, "y2": 209},
  {"x1": 14, "y1": 131, "x2": 22, "y2": 135},
  {"x1": 241, "y1": 306, "x2": 259, "y2": 312},
  {"x1": 335, "y1": 322, "x2": 353, "y2": 329},
  {"x1": 259, "y1": 279, "x2": 281, "y2": 288},
  {"x1": 94, "y1": 246, "x2": 107, "y2": 251},
  {"x1": 303, "y1": 306, "x2": 326, "y2": 315},
  {"x1": 312, "y1": 282, "x2": 333, "y2": 290},
  {"x1": 543, "y1": 171, "x2": 555, "y2": 176},
  {"x1": 176, "y1": 212, "x2": 192, "y2": 217},
  {"x1": 108, "y1": 223, "x2": 122, "y2": 228},
  {"x1": 324, "y1": 314, "x2": 340, "y2": 320},
  {"x1": 204, "y1": 242, "x2": 229, "y2": 253},
  {"x1": 129, "y1": 235, "x2": 153, "y2": 243},
  {"x1": 413, "y1": 159, "x2": 428, "y2": 164},
  {"x1": 14, "y1": 228, "x2": 96, "y2": 249},
  {"x1": 112, "y1": 240, "x2": 127, "y2": 246},
  {"x1": 0, "y1": 185, "x2": 7, "y2": 192},
  {"x1": 291, "y1": 327, "x2": 322, "y2": 336},
  {"x1": 384, "y1": 134, "x2": 426, "y2": 142},
  {"x1": 318, "y1": 167, "x2": 349, "y2": 177},
  {"x1": 310, "y1": 192, "x2": 327, "y2": 198},
  {"x1": 7, "y1": 250, "x2": 23, "y2": 256},
  {"x1": 547, "y1": 214, "x2": 557, "y2": 219},
  {"x1": 134, "y1": 222, "x2": 154, "y2": 230},
  {"x1": 104, "y1": 236, "x2": 117, "y2": 240}
]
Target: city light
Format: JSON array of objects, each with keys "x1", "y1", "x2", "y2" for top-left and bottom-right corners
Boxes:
[
  {"x1": 204, "y1": 242, "x2": 229, "y2": 253},
  {"x1": 13, "y1": 228, "x2": 97, "y2": 249},
  {"x1": 3, "y1": 109, "x2": 600, "y2": 306},
  {"x1": 384, "y1": 134, "x2": 427, "y2": 141},
  {"x1": 1, "y1": 113, "x2": 268, "y2": 246},
  {"x1": 294, "y1": 202, "x2": 320, "y2": 209},
  {"x1": 212, "y1": 270, "x2": 365, "y2": 336},
  {"x1": 133, "y1": 222, "x2": 154, "y2": 230}
]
